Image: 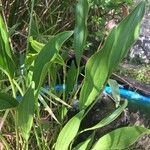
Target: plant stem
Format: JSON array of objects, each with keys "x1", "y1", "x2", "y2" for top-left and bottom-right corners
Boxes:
[
  {"x1": 8, "y1": 76, "x2": 20, "y2": 149},
  {"x1": 15, "y1": 110, "x2": 19, "y2": 150},
  {"x1": 25, "y1": 140, "x2": 29, "y2": 150},
  {"x1": 33, "y1": 124, "x2": 42, "y2": 150},
  {"x1": 63, "y1": 65, "x2": 66, "y2": 102},
  {"x1": 0, "y1": 134, "x2": 11, "y2": 150},
  {"x1": 27, "y1": 0, "x2": 35, "y2": 51},
  {"x1": 13, "y1": 79, "x2": 24, "y2": 96},
  {"x1": 35, "y1": 92, "x2": 45, "y2": 149},
  {"x1": 0, "y1": 110, "x2": 9, "y2": 131}
]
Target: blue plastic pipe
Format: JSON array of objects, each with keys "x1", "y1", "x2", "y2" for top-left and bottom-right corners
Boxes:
[
  {"x1": 104, "y1": 86, "x2": 150, "y2": 104},
  {"x1": 16, "y1": 84, "x2": 150, "y2": 104},
  {"x1": 53, "y1": 85, "x2": 150, "y2": 104}
]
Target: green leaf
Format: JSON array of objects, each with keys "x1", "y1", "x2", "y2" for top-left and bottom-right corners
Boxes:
[
  {"x1": 38, "y1": 95, "x2": 60, "y2": 124},
  {"x1": 73, "y1": 0, "x2": 89, "y2": 65},
  {"x1": 108, "y1": 79, "x2": 120, "y2": 107},
  {"x1": 80, "y1": 100, "x2": 127, "y2": 133},
  {"x1": 92, "y1": 126, "x2": 150, "y2": 150},
  {"x1": 18, "y1": 82, "x2": 35, "y2": 141},
  {"x1": 29, "y1": 16, "x2": 39, "y2": 38},
  {"x1": 0, "y1": 93, "x2": 19, "y2": 110},
  {"x1": 55, "y1": 110, "x2": 84, "y2": 150},
  {"x1": 73, "y1": 132, "x2": 95, "y2": 150},
  {"x1": 79, "y1": 1, "x2": 145, "y2": 110},
  {"x1": 9, "y1": 23, "x2": 20, "y2": 36},
  {"x1": 0, "y1": 15, "x2": 15, "y2": 77},
  {"x1": 41, "y1": 87, "x2": 71, "y2": 108},
  {"x1": 32, "y1": 31, "x2": 73, "y2": 89},
  {"x1": 68, "y1": 0, "x2": 89, "y2": 98},
  {"x1": 51, "y1": 53, "x2": 64, "y2": 65},
  {"x1": 37, "y1": 61, "x2": 51, "y2": 91},
  {"x1": 29, "y1": 36, "x2": 44, "y2": 53},
  {"x1": 66, "y1": 61, "x2": 78, "y2": 96},
  {"x1": 25, "y1": 53, "x2": 37, "y2": 68}
]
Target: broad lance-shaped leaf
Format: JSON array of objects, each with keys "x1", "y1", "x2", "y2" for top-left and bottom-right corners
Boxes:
[
  {"x1": 79, "y1": 1, "x2": 145, "y2": 110},
  {"x1": 32, "y1": 31, "x2": 73, "y2": 89},
  {"x1": 92, "y1": 126, "x2": 150, "y2": 150},
  {"x1": 80, "y1": 100, "x2": 128, "y2": 134},
  {"x1": 55, "y1": 110, "x2": 84, "y2": 150},
  {"x1": 18, "y1": 82, "x2": 35, "y2": 141},
  {"x1": 0, "y1": 15, "x2": 15, "y2": 77},
  {"x1": 0, "y1": 93, "x2": 19, "y2": 110},
  {"x1": 35, "y1": 54, "x2": 65, "y2": 95},
  {"x1": 73, "y1": 0, "x2": 89, "y2": 65},
  {"x1": 66, "y1": 0, "x2": 89, "y2": 97}
]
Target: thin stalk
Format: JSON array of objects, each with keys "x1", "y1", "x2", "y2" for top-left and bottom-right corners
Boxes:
[
  {"x1": 15, "y1": 109, "x2": 19, "y2": 149},
  {"x1": 68, "y1": 81, "x2": 83, "y2": 105},
  {"x1": 63, "y1": 64, "x2": 66, "y2": 103},
  {"x1": 33, "y1": 124, "x2": 42, "y2": 150},
  {"x1": 8, "y1": 76, "x2": 16, "y2": 98},
  {"x1": 0, "y1": 110, "x2": 9, "y2": 131},
  {"x1": 27, "y1": 0, "x2": 35, "y2": 51},
  {"x1": 8, "y1": 76, "x2": 20, "y2": 149},
  {"x1": 59, "y1": 65, "x2": 67, "y2": 123},
  {"x1": 0, "y1": 134, "x2": 11, "y2": 150},
  {"x1": 48, "y1": 69, "x2": 54, "y2": 127},
  {"x1": 13, "y1": 79, "x2": 24, "y2": 96},
  {"x1": 35, "y1": 92, "x2": 45, "y2": 149},
  {"x1": 25, "y1": 140, "x2": 29, "y2": 150}
]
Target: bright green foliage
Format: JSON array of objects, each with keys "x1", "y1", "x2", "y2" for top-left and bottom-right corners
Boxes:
[
  {"x1": 0, "y1": 1, "x2": 148, "y2": 149},
  {"x1": 26, "y1": 37, "x2": 44, "y2": 67},
  {"x1": 17, "y1": 82, "x2": 35, "y2": 141},
  {"x1": 79, "y1": 1, "x2": 145, "y2": 110},
  {"x1": 92, "y1": 126, "x2": 150, "y2": 150},
  {"x1": 73, "y1": 0, "x2": 89, "y2": 65},
  {"x1": 32, "y1": 31, "x2": 73, "y2": 89},
  {"x1": 80, "y1": 100, "x2": 128, "y2": 133},
  {"x1": 55, "y1": 110, "x2": 84, "y2": 150},
  {"x1": 0, "y1": 92, "x2": 19, "y2": 110},
  {"x1": 66, "y1": 0, "x2": 89, "y2": 97},
  {"x1": 0, "y1": 15, "x2": 15, "y2": 77},
  {"x1": 108, "y1": 79, "x2": 120, "y2": 107},
  {"x1": 29, "y1": 37, "x2": 44, "y2": 53}
]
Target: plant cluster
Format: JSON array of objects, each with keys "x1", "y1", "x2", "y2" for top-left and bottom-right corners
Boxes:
[{"x1": 0, "y1": 0, "x2": 149, "y2": 150}]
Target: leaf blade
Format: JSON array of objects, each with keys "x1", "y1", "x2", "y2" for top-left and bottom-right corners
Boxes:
[
  {"x1": 0, "y1": 15, "x2": 15, "y2": 77},
  {"x1": 17, "y1": 82, "x2": 35, "y2": 141},
  {"x1": 55, "y1": 110, "x2": 84, "y2": 150},
  {"x1": 73, "y1": 0, "x2": 89, "y2": 65},
  {"x1": 79, "y1": 1, "x2": 145, "y2": 110},
  {"x1": 32, "y1": 31, "x2": 73, "y2": 89},
  {"x1": 80, "y1": 100, "x2": 128, "y2": 133},
  {"x1": 0, "y1": 93, "x2": 19, "y2": 110},
  {"x1": 92, "y1": 126, "x2": 150, "y2": 150}
]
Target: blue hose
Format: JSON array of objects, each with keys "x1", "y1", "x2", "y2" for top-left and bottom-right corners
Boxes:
[
  {"x1": 16, "y1": 84, "x2": 150, "y2": 104},
  {"x1": 53, "y1": 84, "x2": 150, "y2": 104},
  {"x1": 104, "y1": 86, "x2": 150, "y2": 104}
]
